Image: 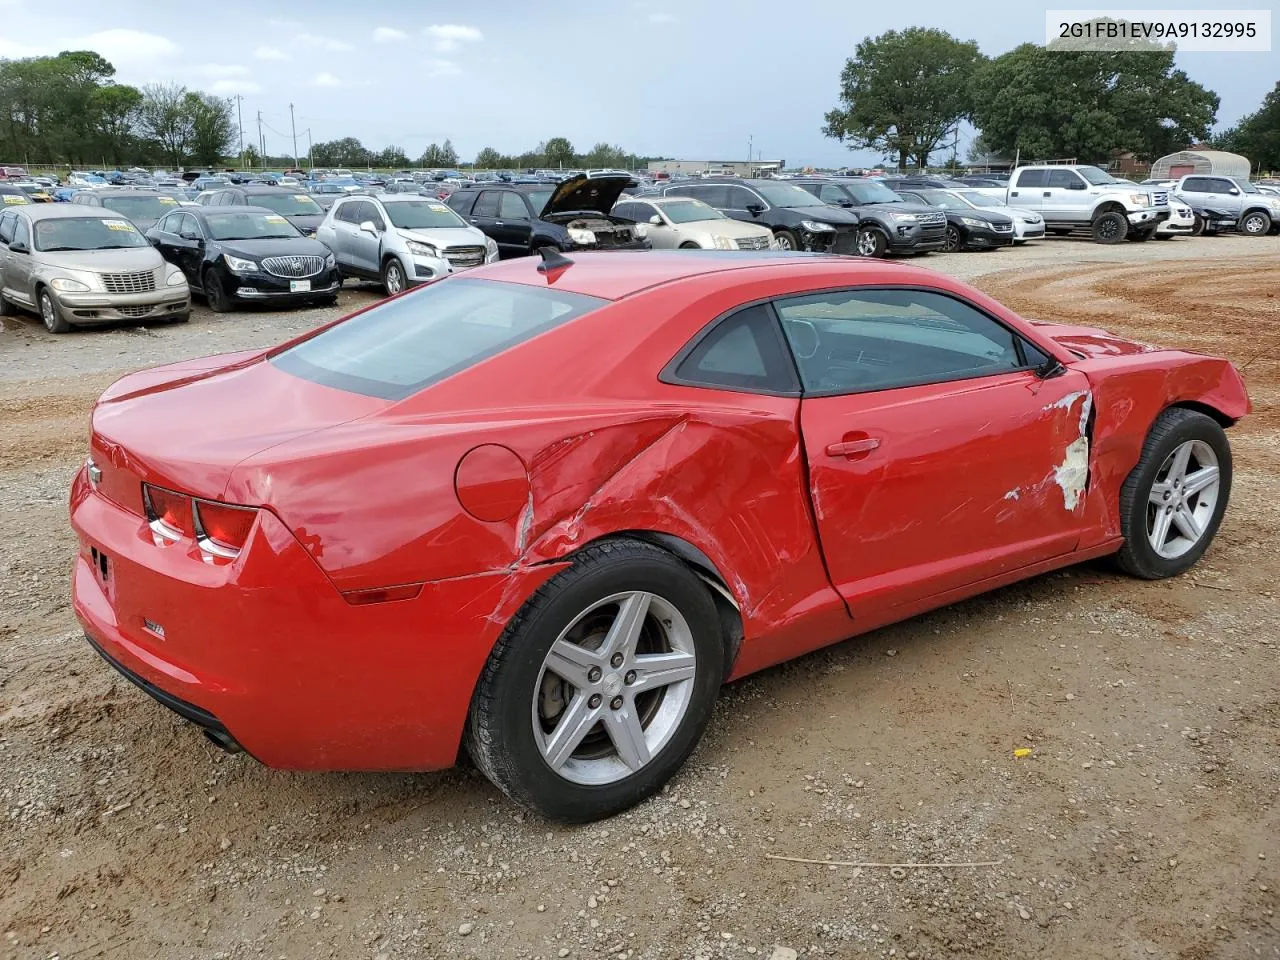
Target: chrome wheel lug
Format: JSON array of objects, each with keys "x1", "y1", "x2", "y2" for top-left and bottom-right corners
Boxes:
[
  {"x1": 610, "y1": 653, "x2": 624, "y2": 668},
  {"x1": 624, "y1": 670, "x2": 637, "y2": 685},
  {"x1": 610, "y1": 696, "x2": 624, "y2": 710},
  {"x1": 587, "y1": 666, "x2": 602, "y2": 683},
  {"x1": 588, "y1": 693, "x2": 602, "y2": 709}
]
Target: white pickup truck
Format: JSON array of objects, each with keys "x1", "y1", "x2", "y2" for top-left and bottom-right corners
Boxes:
[
  {"x1": 1170, "y1": 174, "x2": 1280, "y2": 236},
  {"x1": 1005, "y1": 164, "x2": 1169, "y2": 244}
]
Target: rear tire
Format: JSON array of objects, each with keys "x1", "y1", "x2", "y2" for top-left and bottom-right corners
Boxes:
[
  {"x1": 1091, "y1": 211, "x2": 1128, "y2": 244},
  {"x1": 39, "y1": 289, "x2": 72, "y2": 333},
  {"x1": 1114, "y1": 408, "x2": 1231, "y2": 580},
  {"x1": 465, "y1": 538, "x2": 724, "y2": 822}
]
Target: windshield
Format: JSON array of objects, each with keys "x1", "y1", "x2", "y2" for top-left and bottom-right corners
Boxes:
[
  {"x1": 205, "y1": 211, "x2": 301, "y2": 240},
  {"x1": 34, "y1": 217, "x2": 149, "y2": 251},
  {"x1": 327, "y1": 177, "x2": 359, "y2": 187},
  {"x1": 1078, "y1": 166, "x2": 1124, "y2": 185},
  {"x1": 254, "y1": 193, "x2": 324, "y2": 216},
  {"x1": 955, "y1": 191, "x2": 1005, "y2": 209},
  {"x1": 913, "y1": 190, "x2": 966, "y2": 209},
  {"x1": 525, "y1": 189, "x2": 553, "y2": 212},
  {"x1": 753, "y1": 181, "x2": 826, "y2": 207},
  {"x1": 272, "y1": 278, "x2": 605, "y2": 400},
  {"x1": 385, "y1": 200, "x2": 467, "y2": 229},
  {"x1": 839, "y1": 180, "x2": 903, "y2": 204},
  {"x1": 660, "y1": 199, "x2": 725, "y2": 223},
  {"x1": 1238, "y1": 180, "x2": 1260, "y2": 194},
  {"x1": 101, "y1": 196, "x2": 181, "y2": 220}
]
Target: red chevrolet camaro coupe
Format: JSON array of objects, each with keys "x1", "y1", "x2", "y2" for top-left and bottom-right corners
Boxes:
[{"x1": 71, "y1": 251, "x2": 1249, "y2": 821}]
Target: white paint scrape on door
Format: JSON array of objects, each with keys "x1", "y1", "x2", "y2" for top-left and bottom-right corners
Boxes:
[{"x1": 1050, "y1": 391, "x2": 1093, "y2": 510}]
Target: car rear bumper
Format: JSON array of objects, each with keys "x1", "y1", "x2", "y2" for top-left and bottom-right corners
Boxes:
[
  {"x1": 69, "y1": 466, "x2": 560, "y2": 771},
  {"x1": 55, "y1": 288, "x2": 190, "y2": 324}
]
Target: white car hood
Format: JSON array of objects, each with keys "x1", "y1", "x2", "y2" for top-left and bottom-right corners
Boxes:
[{"x1": 397, "y1": 226, "x2": 488, "y2": 248}]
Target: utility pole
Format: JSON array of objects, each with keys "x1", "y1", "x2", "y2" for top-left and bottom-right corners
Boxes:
[
  {"x1": 747, "y1": 134, "x2": 753, "y2": 166},
  {"x1": 234, "y1": 95, "x2": 245, "y2": 168},
  {"x1": 289, "y1": 103, "x2": 299, "y2": 168},
  {"x1": 256, "y1": 110, "x2": 264, "y2": 164}
]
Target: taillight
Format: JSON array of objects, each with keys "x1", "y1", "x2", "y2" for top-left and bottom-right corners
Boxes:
[
  {"x1": 142, "y1": 484, "x2": 194, "y2": 539},
  {"x1": 194, "y1": 500, "x2": 258, "y2": 558}
]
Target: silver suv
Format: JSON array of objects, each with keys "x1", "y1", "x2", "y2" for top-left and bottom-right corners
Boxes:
[
  {"x1": 0, "y1": 205, "x2": 189, "y2": 333},
  {"x1": 1172, "y1": 175, "x2": 1280, "y2": 236},
  {"x1": 316, "y1": 194, "x2": 498, "y2": 295}
]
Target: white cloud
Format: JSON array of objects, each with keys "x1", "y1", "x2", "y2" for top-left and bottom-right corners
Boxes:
[
  {"x1": 0, "y1": 28, "x2": 177, "y2": 63},
  {"x1": 254, "y1": 45, "x2": 289, "y2": 61},
  {"x1": 311, "y1": 72, "x2": 341, "y2": 87},
  {"x1": 297, "y1": 32, "x2": 354, "y2": 52},
  {"x1": 648, "y1": 12, "x2": 677, "y2": 24},
  {"x1": 210, "y1": 79, "x2": 260, "y2": 94},
  {"x1": 425, "y1": 59, "x2": 462, "y2": 77},
  {"x1": 194, "y1": 63, "x2": 250, "y2": 79},
  {"x1": 373, "y1": 26, "x2": 408, "y2": 42},
  {"x1": 423, "y1": 23, "x2": 482, "y2": 53}
]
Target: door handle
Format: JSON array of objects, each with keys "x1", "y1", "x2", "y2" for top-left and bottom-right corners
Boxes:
[
  {"x1": 826, "y1": 436, "x2": 880, "y2": 459},
  {"x1": 1043, "y1": 191, "x2": 1052, "y2": 197},
  {"x1": 494, "y1": 220, "x2": 505, "y2": 225},
  {"x1": 1010, "y1": 191, "x2": 1018, "y2": 197}
]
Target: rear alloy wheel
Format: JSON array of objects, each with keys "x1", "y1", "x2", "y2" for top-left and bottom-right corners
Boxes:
[
  {"x1": 1091, "y1": 211, "x2": 1128, "y2": 244},
  {"x1": 381, "y1": 258, "x2": 406, "y2": 296},
  {"x1": 39, "y1": 289, "x2": 71, "y2": 333},
  {"x1": 1115, "y1": 408, "x2": 1231, "y2": 579},
  {"x1": 943, "y1": 225, "x2": 963, "y2": 252},
  {"x1": 466, "y1": 539, "x2": 723, "y2": 821},
  {"x1": 1241, "y1": 211, "x2": 1272, "y2": 236},
  {"x1": 855, "y1": 227, "x2": 886, "y2": 258},
  {"x1": 773, "y1": 230, "x2": 799, "y2": 251},
  {"x1": 203, "y1": 269, "x2": 231, "y2": 313}
]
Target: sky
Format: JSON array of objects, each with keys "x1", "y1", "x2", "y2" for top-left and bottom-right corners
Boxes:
[{"x1": 0, "y1": 0, "x2": 1275, "y2": 167}]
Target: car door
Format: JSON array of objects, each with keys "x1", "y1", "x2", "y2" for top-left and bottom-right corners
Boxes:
[
  {"x1": 5, "y1": 213, "x2": 35, "y2": 304},
  {"x1": 719, "y1": 185, "x2": 765, "y2": 224},
  {"x1": 327, "y1": 199, "x2": 359, "y2": 271},
  {"x1": 1202, "y1": 177, "x2": 1243, "y2": 217},
  {"x1": 626, "y1": 200, "x2": 675, "y2": 247},
  {"x1": 497, "y1": 191, "x2": 534, "y2": 251},
  {"x1": 467, "y1": 190, "x2": 504, "y2": 249},
  {"x1": 775, "y1": 286, "x2": 1092, "y2": 613},
  {"x1": 0, "y1": 210, "x2": 16, "y2": 301},
  {"x1": 173, "y1": 213, "x2": 206, "y2": 283},
  {"x1": 346, "y1": 200, "x2": 384, "y2": 275},
  {"x1": 1039, "y1": 169, "x2": 1090, "y2": 220},
  {"x1": 1007, "y1": 169, "x2": 1046, "y2": 213},
  {"x1": 817, "y1": 183, "x2": 855, "y2": 210}
]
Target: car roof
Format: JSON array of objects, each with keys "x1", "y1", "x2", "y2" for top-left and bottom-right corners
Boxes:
[
  {"x1": 471, "y1": 250, "x2": 940, "y2": 301},
  {"x1": 187, "y1": 204, "x2": 281, "y2": 218},
  {"x1": 22, "y1": 203, "x2": 137, "y2": 221},
  {"x1": 91, "y1": 188, "x2": 171, "y2": 197}
]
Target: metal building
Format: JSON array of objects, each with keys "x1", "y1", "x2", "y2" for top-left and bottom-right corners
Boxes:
[
  {"x1": 647, "y1": 159, "x2": 785, "y2": 178},
  {"x1": 1149, "y1": 149, "x2": 1251, "y2": 181}
]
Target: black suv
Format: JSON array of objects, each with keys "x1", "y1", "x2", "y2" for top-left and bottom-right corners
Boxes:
[
  {"x1": 446, "y1": 174, "x2": 650, "y2": 257},
  {"x1": 197, "y1": 185, "x2": 328, "y2": 236},
  {"x1": 648, "y1": 177, "x2": 860, "y2": 253},
  {"x1": 792, "y1": 178, "x2": 946, "y2": 256}
]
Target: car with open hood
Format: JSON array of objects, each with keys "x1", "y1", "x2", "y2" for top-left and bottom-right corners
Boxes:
[
  {"x1": 145, "y1": 205, "x2": 340, "y2": 312},
  {"x1": 316, "y1": 193, "x2": 499, "y2": 295},
  {"x1": 197, "y1": 185, "x2": 328, "y2": 237},
  {"x1": 445, "y1": 174, "x2": 651, "y2": 258},
  {"x1": 0, "y1": 204, "x2": 189, "y2": 332}
]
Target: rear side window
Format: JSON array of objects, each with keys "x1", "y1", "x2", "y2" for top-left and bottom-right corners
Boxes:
[
  {"x1": 1015, "y1": 169, "x2": 1047, "y2": 188},
  {"x1": 446, "y1": 192, "x2": 475, "y2": 215},
  {"x1": 664, "y1": 303, "x2": 800, "y2": 395},
  {"x1": 272, "y1": 278, "x2": 607, "y2": 400},
  {"x1": 472, "y1": 192, "x2": 502, "y2": 217}
]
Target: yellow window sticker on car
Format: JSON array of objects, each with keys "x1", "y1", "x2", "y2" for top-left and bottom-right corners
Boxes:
[
  {"x1": 159, "y1": 197, "x2": 179, "y2": 204},
  {"x1": 293, "y1": 195, "x2": 310, "y2": 201},
  {"x1": 103, "y1": 219, "x2": 136, "y2": 231},
  {"x1": 429, "y1": 204, "x2": 449, "y2": 212},
  {"x1": 265, "y1": 215, "x2": 289, "y2": 224},
  {"x1": 2, "y1": 194, "x2": 28, "y2": 204}
]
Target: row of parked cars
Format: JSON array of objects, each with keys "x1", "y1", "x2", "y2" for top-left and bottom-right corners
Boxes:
[{"x1": 2, "y1": 163, "x2": 1277, "y2": 334}]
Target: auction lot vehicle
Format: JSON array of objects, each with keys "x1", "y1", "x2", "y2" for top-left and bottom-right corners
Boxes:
[
  {"x1": 317, "y1": 194, "x2": 499, "y2": 294},
  {"x1": 611, "y1": 196, "x2": 776, "y2": 250},
  {"x1": 145, "y1": 206, "x2": 340, "y2": 312},
  {"x1": 71, "y1": 252, "x2": 1248, "y2": 821},
  {"x1": 652, "y1": 177, "x2": 860, "y2": 253},
  {"x1": 71, "y1": 189, "x2": 184, "y2": 232},
  {"x1": 0, "y1": 204, "x2": 189, "y2": 332},
  {"x1": 1007, "y1": 165, "x2": 1169, "y2": 243},
  {"x1": 447, "y1": 174, "x2": 650, "y2": 258},
  {"x1": 1172, "y1": 175, "x2": 1280, "y2": 236},
  {"x1": 894, "y1": 188, "x2": 1016, "y2": 251},
  {"x1": 791, "y1": 177, "x2": 946, "y2": 257},
  {"x1": 198, "y1": 185, "x2": 328, "y2": 237},
  {"x1": 1157, "y1": 202, "x2": 1197, "y2": 238}
]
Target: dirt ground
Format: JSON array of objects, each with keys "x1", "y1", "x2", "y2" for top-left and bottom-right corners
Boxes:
[{"x1": 2, "y1": 240, "x2": 1278, "y2": 960}]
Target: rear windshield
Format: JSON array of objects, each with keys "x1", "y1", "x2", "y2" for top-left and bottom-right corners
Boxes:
[
  {"x1": 254, "y1": 193, "x2": 324, "y2": 216},
  {"x1": 271, "y1": 277, "x2": 606, "y2": 400},
  {"x1": 101, "y1": 196, "x2": 182, "y2": 220}
]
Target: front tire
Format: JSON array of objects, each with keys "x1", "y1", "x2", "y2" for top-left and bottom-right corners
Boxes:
[
  {"x1": 39, "y1": 289, "x2": 72, "y2": 333},
  {"x1": 1190, "y1": 214, "x2": 1205, "y2": 236},
  {"x1": 855, "y1": 227, "x2": 887, "y2": 258},
  {"x1": 203, "y1": 269, "x2": 231, "y2": 313},
  {"x1": 1091, "y1": 211, "x2": 1128, "y2": 244},
  {"x1": 465, "y1": 538, "x2": 724, "y2": 822},
  {"x1": 1115, "y1": 408, "x2": 1231, "y2": 579},
  {"x1": 772, "y1": 229, "x2": 799, "y2": 251},
  {"x1": 1241, "y1": 210, "x2": 1272, "y2": 236},
  {"x1": 943, "y1": 225, "x2": 964, "y2": 252},
  {"x1": 381, "y1": 258, "x2": 406, "y2": 296}
]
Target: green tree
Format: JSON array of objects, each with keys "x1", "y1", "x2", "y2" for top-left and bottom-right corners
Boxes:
[
  {"x1": 1217, "y1": 82, "x2": 1280, "y2": 172},
  {"x1": 313, "y1": 136, "x2": 369, "y2": 166},
  {"x1": 971, "y1": 38, "x2": 1218, "y2": 162},
  {"x1": 88, "y1": 83, "x2": 143, "y2": 165},
  {"x1": 138, "y1": 82, "x2": 193, "y2": 168},
  {"x1": 822, "y1": 28, "x2": 983, "y2": 171},
  {"x1": 374, "y1": 144, "x2": 410, "y2": 168},
  {"x1": 440, "y1": 138, "x2": 458, "y2": 166},
  {"x1": 242, "y1": 144, "x2": 262, "y2": 168},
  {"x1": 474, "y1": 146, "x2": 502, "y2": 169},
  {"x1": 184, "y1": 92, "x2": 235, "y2": 166},
  {"x1": 542, "y1": 136, "x2": 574, "y2": 168}
]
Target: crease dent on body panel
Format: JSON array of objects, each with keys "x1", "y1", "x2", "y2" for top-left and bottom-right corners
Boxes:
[{"x1": 1050, "y1": 391, "x2": 1093, "y2": 511}]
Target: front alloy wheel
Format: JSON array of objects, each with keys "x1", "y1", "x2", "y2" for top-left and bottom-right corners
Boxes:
[
  {"x1": 40, "y1": 289, "x2": 71, "y2": 333},
  {"x1": 943, "y1": 225, "x2": 963, "y2": 252},
  {"x1": 465, "y1": 538, "x2": 723, "y2": 821},
  {"x1": 382, "y1": 258, "x2": 406, "y2": 295},
  {"x1": 855, "y1": 228, "x2": 886, "y2": 258},
  {"x1": 1241, "y1": 211, "x2": 1271, "y2": 236},
  {"x1": 1146, "y1": 441, "x2": 1221, "y2": 560}
]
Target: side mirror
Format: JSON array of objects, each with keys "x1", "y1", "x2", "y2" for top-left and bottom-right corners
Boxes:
[
  {"x1": 838, "y1": 199, "x2": 854, "y2": 207},
  {"x1": 359, "y1": 220, "x2": 380, "y2": 235},
  {"x1": 8, "y1": 240, "x2": 28, "y2": 254},
  {"x1": 648, "y1": 214, "x2": 662, "y2": 225},
  {"x1": 1066, "y1": 181, "x2": 1087, "y2": 190},
  {"x1": 745, "y1": 203, "x2": 764, "y2": 215},
  {"x1": 1228, "y1": 187, "x2": 1240, "y2": 196}
]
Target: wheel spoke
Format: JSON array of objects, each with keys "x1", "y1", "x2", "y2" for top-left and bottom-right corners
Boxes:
[
  {"x1": 1172, "y1": 506, "x2": 1204, "y2": 543},
  {"x1": 1148, "y1": 481, "x2": 1171, "y2": 505},
  {"x1": 544, "y1": 639, "x2": 602, "y2": 690},
  {"x1": 1167, "y1": 442, "x2": 1194, "y2": 484},
  {"x1": 603, "y1": 702, "x2": 651, "y2": 771},
  {"x1": 1150, "y1": 508, "x2": 1174, "y2": 551},
  {"x1": 629, "y1": 650, "x2": 696, "y2": 694},
  {"x1": 601, "y1": 592, "x2": 651, "y2": 661},
  {"x1": 541, "y1": 693, "x2": 599, "y2": 771},
  {"x1": 1182, "y1": 465, "x2": 1219, "y2": 497}
]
